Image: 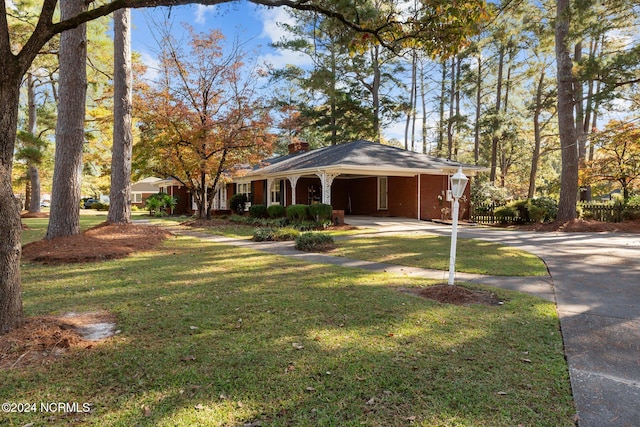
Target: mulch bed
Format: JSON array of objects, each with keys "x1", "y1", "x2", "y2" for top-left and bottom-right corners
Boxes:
[
  {"x1": 402, "y1": 284, "x2": 502, "y2": 306},
  {"x1": 22, "y1": 223, "x2": 171, "y2": 264},
  {"x1": 500, "y1": 218, "x2": 640, "y2": 233}
]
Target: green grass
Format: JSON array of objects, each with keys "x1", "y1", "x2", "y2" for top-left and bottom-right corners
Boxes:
[
  {"x1": 2, "y1": 236, "x2": 574, "y2": 426},
  {"x1": 21, "y1": 212, "x2": 114, "y2": 244},
  {"x1": 333, "y1": 234, "x2": 549, "y2": 276}
]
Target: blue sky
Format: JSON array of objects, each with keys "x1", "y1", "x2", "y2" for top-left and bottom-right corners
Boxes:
[
  {"x1": 130, "y1": 3, "x2": 311, "y2": 80},
  {"x1": 128, "y1": 3, "x2": 406, "y2": 141}
]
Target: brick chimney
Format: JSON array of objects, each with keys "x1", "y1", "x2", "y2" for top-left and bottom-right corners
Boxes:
[{"x1": 288, "y1": 141, "x2": 309, "y2": 155}]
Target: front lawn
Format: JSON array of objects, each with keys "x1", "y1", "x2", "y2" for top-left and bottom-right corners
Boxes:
[
  {"x1": 333, "y1": 234, "x2": 549, "y2": 276},
  {"x1": 2, "y1": 235, "x2": 575, "y2": 426}
]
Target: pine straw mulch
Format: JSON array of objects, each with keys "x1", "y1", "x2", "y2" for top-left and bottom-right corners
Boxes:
[
  {"x1": 501, "y1": 218, "x2": 640, "y2": 233},
  {"x1": 0, "y1": 311, "x2": 116, "y2": 370},
  {"x1": 22, "y1": 222, "x2": 172, "y2": 264},
  {"x1": 402, "y1": 284, "x2": 502, "y2": 306}
]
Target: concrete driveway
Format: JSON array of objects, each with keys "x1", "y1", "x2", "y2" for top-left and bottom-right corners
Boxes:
[{"x1": 345, "y1": 216, "x2": 640, "y2": 427}]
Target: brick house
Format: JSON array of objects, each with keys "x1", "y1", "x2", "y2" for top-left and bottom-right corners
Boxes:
[{"x1": 227, "y1": 140, "x2": 485, "y2": 221}]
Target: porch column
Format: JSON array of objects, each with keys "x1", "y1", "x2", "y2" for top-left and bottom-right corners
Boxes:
[
  {"x1": 315, "y1": 171, "x2": 339, "y2": 205},
  {"x1": 287, "y1": 175, "x2": 300, "y2": 205},
  {"x1": 266, "y1": 178, "x2": 274, "y2": 207}
]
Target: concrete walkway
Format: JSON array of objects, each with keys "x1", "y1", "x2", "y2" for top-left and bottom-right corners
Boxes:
[{"x1": 163, "y1": 217, "x2": 640, "y2": 427}]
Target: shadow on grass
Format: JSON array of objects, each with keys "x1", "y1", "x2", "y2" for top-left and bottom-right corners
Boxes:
[{"x1": 6, "y1": 237, "x2": 575, "y2": 426}]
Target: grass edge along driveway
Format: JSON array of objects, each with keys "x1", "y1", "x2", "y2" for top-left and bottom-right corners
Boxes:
[
  {"x1": 5, "y1": 235, "x2": 575, "y2": 426},
  {"x1": 333, "y1": 233, "x2": 549, "y2": 277}
]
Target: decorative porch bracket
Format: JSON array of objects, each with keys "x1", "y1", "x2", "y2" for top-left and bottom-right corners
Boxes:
[
  {"x1": 287, "y1": 175, "x2": 300, "y2": 205},
  {"x1": 315, "y1": 171, "x2": 339, "y2": 205}
]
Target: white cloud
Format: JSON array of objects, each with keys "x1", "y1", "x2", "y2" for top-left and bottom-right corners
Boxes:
[
  {"x1": 257, "y1": 7, "x2": 296, "y2": 43},
  {"x1": 255, "y1": 7, "x2": 313, "y2": 69},
  {"x1": 139, "y1": 51, "x2": 161, "y2": 83},
  {"x1": 194, "y1": 5, "x2": 217, "y2": 25}
]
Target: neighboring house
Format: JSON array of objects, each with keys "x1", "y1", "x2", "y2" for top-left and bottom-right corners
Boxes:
[
  {"x1": 130, "y1": 177, "x2": 162, "y2": 208},
  {"x1": 229, "y1": 139, "x2": 486, "y2": 221}
]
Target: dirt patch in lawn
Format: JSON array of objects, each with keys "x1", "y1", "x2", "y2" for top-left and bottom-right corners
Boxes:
[
  {"x1": 22, "y1": 223, "x2": 171, "y2": 264},
  {"x1": 403, "y1": 284, "x2": 502, "y2": 306},
  {"x1": 0, "y1": 311, "x2": 117, "y2": 370}
]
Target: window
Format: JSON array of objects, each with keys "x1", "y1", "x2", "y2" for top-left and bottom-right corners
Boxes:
[
  {"x1": 378, "y1": 177, "x2": 388, "y2": 210},
  {"x1": 236, "y1": 182, "x2": 252, "y2": 210},
  {"x1": 131, "y1": 193, "x2": 142, "y2": 203},
  {"x1": 270, "y1": 179, "x2": 284, "y2": 205}
]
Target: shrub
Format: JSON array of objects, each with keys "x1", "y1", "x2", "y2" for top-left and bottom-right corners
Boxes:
[
  {"x1": 267, "y1": 204, "x2": 285, "y2": 218},
  {"x1": 229, "y1": 193, "x2": 247, "y2": 214},
  {"x1": 249, "y1": 204, "x2": 267, "y2": 218},
  {"x1": 308, "y1": 203, "x2": 332, "y2": 221},
  {"x1": 530, "y1": 197, "x2": 558, "y2": 222},
  {"x1": 622, "y1": 206, "x2": 640, "y2": 221},
  {"x1": 295, "y1": 232, "x2": 334, "y2": 252},
  {"x1": 509, "y1": 200, "x2": 530, "y2": 223},
  {"x1": 252, "y1": 227, "x2": 300, "y2": 242},
  {"x1": 286, "y1": 204, "x2": 309, "y2": 222},
  {"x1": 493, "y1": 205, "x2": 518, "y2": 223}
]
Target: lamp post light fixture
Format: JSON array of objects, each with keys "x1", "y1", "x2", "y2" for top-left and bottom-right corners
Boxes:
[{"x1": 448, "y1": 167, "x2": 469, "y2": 285}]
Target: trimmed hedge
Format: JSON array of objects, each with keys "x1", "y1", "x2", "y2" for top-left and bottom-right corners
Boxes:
[
  {"x1": 267, "y1": 204, "x2": 285, "y2": 218},
  {"x1": 249, "y1": 204, "x2": 267, "y2": 218},
  {"x1": 286, "y1": 204, "x2": 309, "y2": 222},
  {"x1": 308, "y1": 203, "x2": 332, "y2": 221}
]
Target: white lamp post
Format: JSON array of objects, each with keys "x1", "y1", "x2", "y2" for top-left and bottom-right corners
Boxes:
[{"x1": 448, "y1": 167, "x2": 469, "y2": 285}]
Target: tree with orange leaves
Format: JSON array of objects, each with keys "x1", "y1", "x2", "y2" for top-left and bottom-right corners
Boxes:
[{"x1": 133, "y1": 23, "x2": 274, "y2": 219}]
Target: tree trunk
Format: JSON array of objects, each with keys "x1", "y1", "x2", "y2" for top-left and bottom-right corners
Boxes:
[
  {"x1": 370, "y1": 45, "x2": 381, "y2": 143},
  {"x1": 108, "y1": 8, "x2": 133, "y2": 225},
  {"x1": 420, "y1": 60, "x2": 427, "y2": 154},
  {"x1": 574, "y1": 41, "x2": 587, "y2": 163},
  {"x1": 446, "y1": 56, "x2": 455, "y2": 159},
  {"x1": 555, "y1": 0, "x2": 579, "y2": 221},
  {"x1": 27, "y1": 73, "x2": 41, "y2": 213},
  {"x1": 437, "y1": 60, "x2": 446, "y2": 157},
  {"x1": 528, "y1": 70, "x2": 545, "y2": 199},
  {"x1": 473, "y1": 54, "x2": 482, "y2": 165},
  {"x1": 404, "y1": 51, "x2": 416, "y2": 151},
  {"x1": 46, "y1": 0, "x2": 87, "y2": 239},
  {"x1": 0, "y1": 71, "x2": 24, "y2": 334},
  {"x1": 490, "y1": 46, "x2": 505, "y2": 183}
]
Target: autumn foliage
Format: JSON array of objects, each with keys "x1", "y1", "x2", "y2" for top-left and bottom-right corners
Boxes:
[{"x1": 134, "y1": 25, "x2": 274, "y2": 218}]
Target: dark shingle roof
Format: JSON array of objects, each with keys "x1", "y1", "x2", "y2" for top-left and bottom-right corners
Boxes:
[{"x1": 247, "y1": 140, "x2": 483, "y2": 177}]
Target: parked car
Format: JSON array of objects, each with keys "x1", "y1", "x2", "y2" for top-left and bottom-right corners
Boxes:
[{"x1": 83, "y1": 198, "x2": 100, "y2": 209}]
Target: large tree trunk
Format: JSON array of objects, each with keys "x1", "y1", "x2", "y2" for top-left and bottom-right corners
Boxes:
[
  {"x1": 473, "y1": 54, "x2": 482, "y2": 165},
  {"x1": 528, "y1": 70, "x2": 545, "y2": 199},
  {"x1": 0, "y1": 72, "x2": 24, "y2": 334},
  {"x1": 27, "y1": 73, "x2": 41, "y2": 213},
  {"x1": 555, "y1": 0, "x2": 579, "y2": 221},
  {"x1": 46, "y1": 0, "x2": 87, "y2": 239},
  {"x1": 370, "y1": 45, "x2": 381, "y2": 143},
  {"x1": 404, "y1": 51, "x2": 416, "y2": 151},
  {"x1": 489, "y1": 46, "x2": 505, "y2": 183},
  {"x1": 108, "y1": 8, "x2": 133, "y2": 225}
]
